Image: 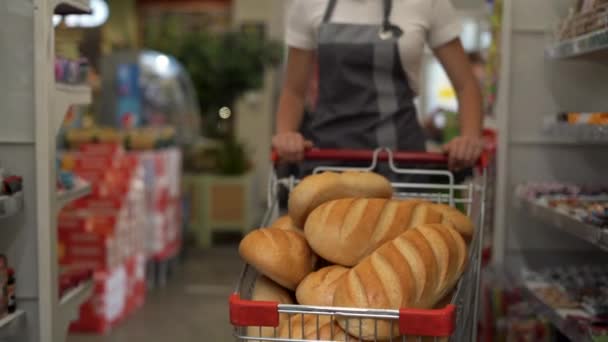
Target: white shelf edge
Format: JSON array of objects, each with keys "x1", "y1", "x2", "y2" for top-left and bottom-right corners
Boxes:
[
  {"x1": 546, "y1": 27, "x2": 608, "y2": 59},
  {"x1": 515, "y1": 194, "x2": 608, "y2": 252},
  {"x1": 0, "y1": 310, "x2": 26, "y2": 339},
  {"x1": 57, "y1": 181, "x2": 91, "y2": 209},
  {"x1": 58, "y1": 280, "x2": 93, "y2": 341},
  {"x1": 54, "y1": 0, "x2": 92, "y2": 15},
  {"x1": 0, "y1": 192, "x2": 24, "y2": 219},
  {"x1": 53, "y1": 83, "x2": 92, "y2": 136}
]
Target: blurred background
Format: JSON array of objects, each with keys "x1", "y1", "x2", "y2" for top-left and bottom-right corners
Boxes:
[{"x1": 51, "y1": 0, "x2": 499, "y2": 341}]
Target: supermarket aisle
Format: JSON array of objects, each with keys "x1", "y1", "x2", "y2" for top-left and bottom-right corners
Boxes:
[{"x1": 68, "y1": 247, "x2": 242, "y2": 342}]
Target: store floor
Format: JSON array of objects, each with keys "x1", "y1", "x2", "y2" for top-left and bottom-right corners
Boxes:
[{"x1": 68, "y1": 246, "x2": 242, "y2": 342}]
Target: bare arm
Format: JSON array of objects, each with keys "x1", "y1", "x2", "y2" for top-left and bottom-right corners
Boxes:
[
  {"x1": 276, "y1": 47, "x2": 316, "y2": 133},
  {"x1": 433, "y1": 39, "x2": 485, "y2": 169},
  {"x1": 273, "y1": 47, "x2": 316, "y2": 162}
]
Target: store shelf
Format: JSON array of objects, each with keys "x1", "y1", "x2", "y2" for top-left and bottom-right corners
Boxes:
[
  {"x1": 58, "y1": 280, "x2": 93, "y2": 340},
  {"x1": 504, "y1": 254, "x2": 603, "y2": 342},
  {"x1": 519, "y1": 280, "x2": 592, "y2": 342},
  {"x1": 515, "y1": 195, "x2": 608, "y2": 251},
  {"x1": 0, "y1": 192, "x2": 24, "y2": 219},
  {"x1": 546, "y1": 28, "x2": 608, "y2": 59},
  {"x1": 54, "y1": 0, "x2": 92, "y2": 15},
  {"x1": 53, "y1": 83, "x2": 92, "y2": 135},
  {"x1": 543, "y1": 123, "x2": 608, "y2": 144},
  {"x1": 0, "y1": 310, "x2": 26, "y2": 339},
  {"x1": 57, "y1": 179, "x2": 91, "y2": 209}
]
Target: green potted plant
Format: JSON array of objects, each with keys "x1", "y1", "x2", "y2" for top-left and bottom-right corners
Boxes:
[{"x1": 148, "y1": 20, "x2": 281, "y2": 247}]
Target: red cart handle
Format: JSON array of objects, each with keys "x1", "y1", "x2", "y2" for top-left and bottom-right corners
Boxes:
[
  {"x1": 230, "y1": 293, "x2": 456, "y2": 336},
  {"x1": 272, "y1": 148, "x2": 492, "y2": 170}
]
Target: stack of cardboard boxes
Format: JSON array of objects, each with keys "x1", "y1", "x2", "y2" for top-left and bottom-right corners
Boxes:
[{"x1": 58, "y1": 144, "x2": 181, "y2": 334}]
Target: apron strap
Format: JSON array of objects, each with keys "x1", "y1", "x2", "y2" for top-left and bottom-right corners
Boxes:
[
  {"x1": 382, "y1": 0, "x2": 393, "y2": 32},
  {"x1": 323, "y1": 0, "x2": 338, "y2": 23},
  {"x1": 324, "y1": 0, "x2": 394, "y2": 27}
]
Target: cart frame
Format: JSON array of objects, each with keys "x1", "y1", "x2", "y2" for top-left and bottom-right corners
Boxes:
[{"x1": 230, "y1": 148, "x2": 489, "y2": 342}]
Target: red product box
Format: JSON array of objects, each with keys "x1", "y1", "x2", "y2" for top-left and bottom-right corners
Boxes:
[
  {"x1": 125, "y1": 254, "x2": 146, "y2": 314},
  {"x1": 59, "y1": 215, "x2": 117, "y2": 236},
  {"x1": 75, "y1": 197, "x2": 124, "y2": 212},
  {"x1": 74, "y1": 155, "x2": 118, "y2": 171},
  {"x1": 72, "y1": 169, "x2": 107, "y2": 183},
  {"x1": 70, "y1": 264, "x2": 129, "y2": 334},
  {"x1": 79, "y1": 143, "x2": 124, "y2": 157}
]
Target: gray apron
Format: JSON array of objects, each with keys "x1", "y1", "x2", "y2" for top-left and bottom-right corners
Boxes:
[{"x1": 302, "y1": 0, "x2": 426, "y2": 177}]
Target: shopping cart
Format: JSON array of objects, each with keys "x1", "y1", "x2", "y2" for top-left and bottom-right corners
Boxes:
[{"x1": 230, "y1": 148, "x2": 489, "y2": 341}]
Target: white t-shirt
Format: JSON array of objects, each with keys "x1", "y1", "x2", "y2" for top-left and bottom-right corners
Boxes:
[{"x1": 286, "y1": 0, "x2": 461, "y2": 94}]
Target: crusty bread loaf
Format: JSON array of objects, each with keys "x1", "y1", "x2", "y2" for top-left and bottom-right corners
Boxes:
[
  {"x1": 271, "y1": 215, "x2": 300, "y2": 231},
  {"x1": 278, "y1": 314, "x2": 359, "y2": 341},
  {"x1": 332, "y1": 224, "x2": 467, "y2": 340},
  {"x1": 247, "y1": 276, "x2": 294, "y2": 338},
  {"x1": 251, "y1": 275, "x2": 294, "y2": 305},
  {"x1": 239, "y1": 228, "x2": 315, "y2": 290},
  {"x1": 304, "y1": 199, "x2": 448, "y2": 266},
  {"x1": 296, "y1": 265, "x2": 349, "y2": 306},
  {"x1": 288, "y1": 171, "x2": 392, "y2": 228},
  {"x1": 429, "y1": 204, "x2": 474, "y2": 239}
]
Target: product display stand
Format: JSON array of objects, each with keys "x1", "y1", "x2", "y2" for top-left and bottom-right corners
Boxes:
[
  {"x1": 495, "y1": 0, "x2": 608, "y2": 340},
  {"x1": 0, "y1": 1, "x2": 92, "y2": 341}
]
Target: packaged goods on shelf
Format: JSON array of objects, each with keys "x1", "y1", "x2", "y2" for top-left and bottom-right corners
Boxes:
[
  {"x1": 520, "y1": 264, "x2": 608, "y2": 340},
  {"x1": 55, "y1": 57, "x2": 89, "y2": 85},
  {"x1": 0, "y1": 170, "x2": 24, "y2": 218},
  {"x1": 0, "y1": 255, "x2": 17, "y2": 319},
  {"x1": 62, "y1": 126, "x2": 177, "y2": 151},
  {"x1": 517, "y1": 183, "x2": 608, "y2": 229},
  {"x1": 556, "y1": 1, "x2": 608, "y2": 41}
]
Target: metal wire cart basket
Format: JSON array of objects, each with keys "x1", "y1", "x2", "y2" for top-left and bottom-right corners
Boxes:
[{"x1": 230, "y1": 148, "x2": 490, "y2": 341}]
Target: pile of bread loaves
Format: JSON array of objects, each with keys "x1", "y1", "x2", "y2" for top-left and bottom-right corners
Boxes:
[{"x1": 238, "y1": 171, "x2": 474, "y2": 341}]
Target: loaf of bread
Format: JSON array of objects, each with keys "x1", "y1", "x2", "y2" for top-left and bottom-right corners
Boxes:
[
  {"x1": 332, "y1": 224, "x2": 467, "y2": 340},
  {"x1": 239, "y1": 228, "x2": 315, "y2": 290},
  {"x1": 278, "y1": 314, "x2": 358, "y2": 341},
  {"x1": 271, "y1": 215, "x2": 300, "y2": 231},
  {"x1": 304, "y1": 198, "x2": 451, "y2": 266},
  {"x1": 288, "y1": 171, "x2": 393, "y2": 228},
  {"x1": 296, "y1": 265, "x2": 349, "y2": 306},
  {"x1": 429, "y1": 204, "x2": 474, "y2": 240},
  {"x1": 247, "y1": 276, "x2": 294, "y2": 338}
]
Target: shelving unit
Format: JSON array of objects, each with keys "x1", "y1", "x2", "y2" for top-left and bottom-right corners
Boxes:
[
  {"x1": 54, "y1": 84, "x2": 92, "y2": 135},
  {"x1": 543, "y1": 122, "x2": 608, "y2": 144},
  {"x1": 0, "y1": 0, "x2": 93, "y2": 341},
  {"x1": 54, "y1": 0, "x2": 92, "y2": 15},
  {"x1": 519, "y1": 280, "x2": 592, "y2": 342},
  {"x1": 0, "y1": 310, "x2": 26, "y2": 340},
  {"x1": 57, "y1": 280, "x2": 93, "y2": 342},
  {"x1": 495, "y1": 0, "x2": 608, "y2": 340},
  {"x1": 0, "y1": 192, "x2": 24, "y2": 219},
  {"x1": 57, "y1": 179, "x2": 91, "y2": 209},
  {"x1": 514, "y1": 195, "x2": 608, "y2": 251},
  {"x1": 546, "y1": 27, "x2": 608, "y2": 59},
  {"x1": 504, "y1": 252, "x2": 608, "y2": 342}
]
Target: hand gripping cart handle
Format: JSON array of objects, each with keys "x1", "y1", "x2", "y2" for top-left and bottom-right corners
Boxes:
[{"x1": 230, "y1": 148, "x2": 490, "y2": 342}]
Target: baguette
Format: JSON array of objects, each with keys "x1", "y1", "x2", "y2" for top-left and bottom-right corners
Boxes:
[
  {"x1": 288, "y1": 171, "x2": 392, "y2": 228},
  {"x1": 247, "y1": 276, "x2": 294, "y2": 338},
  {"x1": 296, "y1": 265, "x2": 349, "y2": 306},
  {"x1": 239, "y1": 228, "x2": 315, "y2": 290},
  {"x1": 304, "y1": 198, "x2": 448, "y2": 266},
  {"x1": 332, "y1": 224, "x2": 467, "y2": 340}
]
